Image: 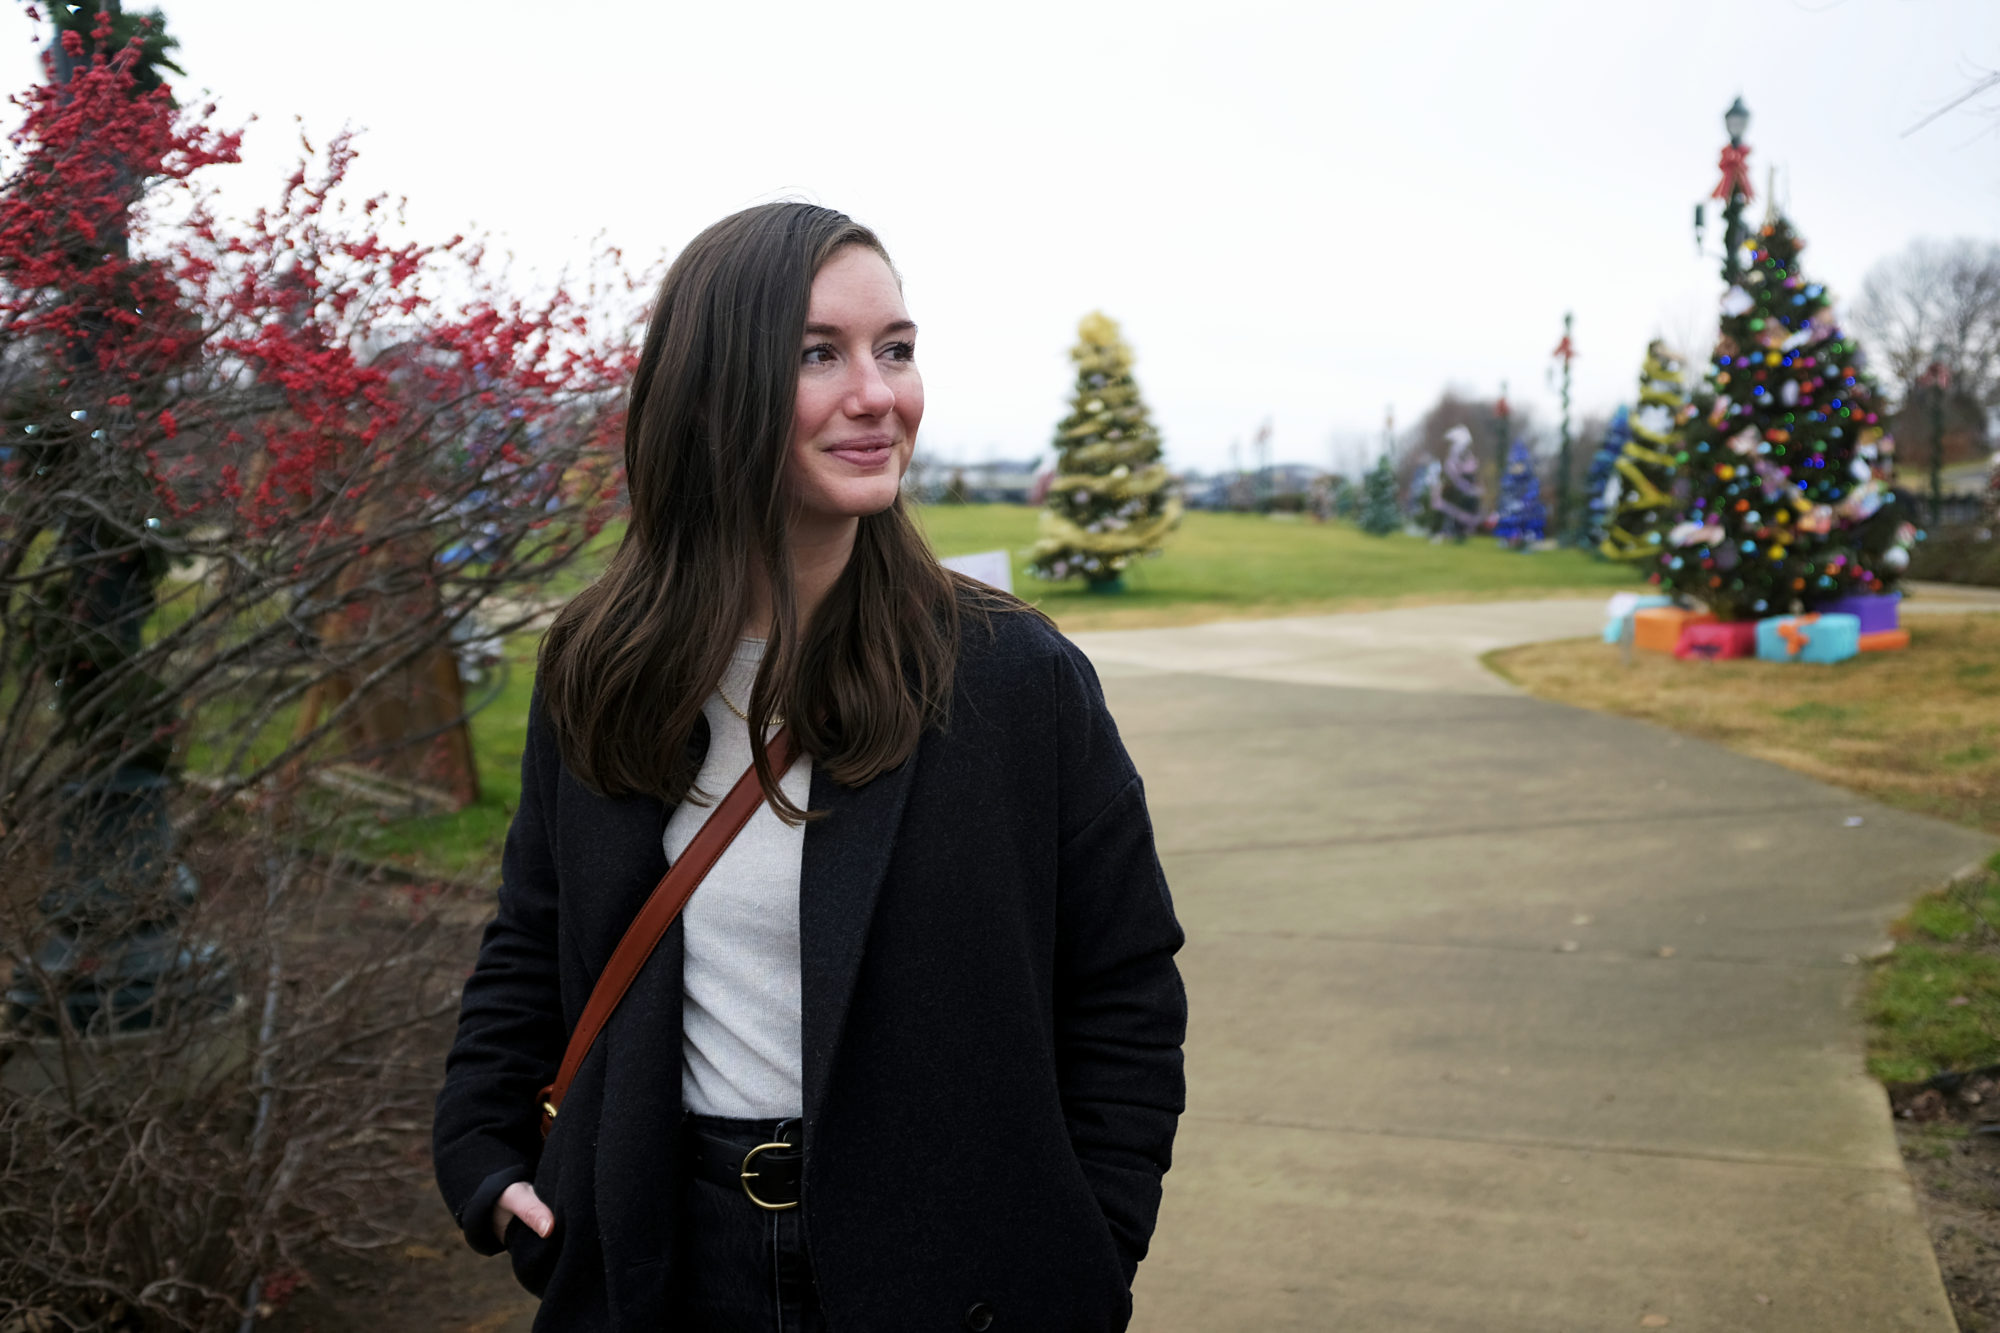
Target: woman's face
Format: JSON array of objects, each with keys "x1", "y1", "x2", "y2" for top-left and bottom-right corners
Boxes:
[{"x1": 788, "y1": 246, "x2": 922, "y2": 527}]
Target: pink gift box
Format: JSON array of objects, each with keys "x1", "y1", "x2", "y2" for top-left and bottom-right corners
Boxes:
[{"x1": 1675, "y1": 620, "x2": 1759, "y2": 661}]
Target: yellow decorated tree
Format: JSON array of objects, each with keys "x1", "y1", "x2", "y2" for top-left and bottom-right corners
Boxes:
[
  {"x1": 1600, "y1": 340, "x2": 1693, "y2": 562},
  {"x1": 1030, "y1": 312, "x2": 1182, "y2": 591}
]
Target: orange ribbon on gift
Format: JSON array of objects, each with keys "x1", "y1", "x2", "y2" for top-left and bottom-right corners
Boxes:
[{"x1": 1777, "y1": 613, "x2": 1819, "y2": 659}]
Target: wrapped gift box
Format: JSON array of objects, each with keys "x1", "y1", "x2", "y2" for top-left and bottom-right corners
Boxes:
[
  {"x1": 1603, "y1": 593, "x2": 1675, "y2": 645},
  {"x1": 1675, "y1": 620, "x2": 1759, "y2": 661},
  {"x1": 1633, "y1": 606, "x2": 1716, "y2": 655},
  {"x1": 1756, "y1": 613, "x2": 1860, "y2": 664},
  {"x1": 1818, "y1": 591, "x2": 1901, "y2": 635},
  {"x1": 1859, "y1": 629, "x2": 1911, "y2": 653}
]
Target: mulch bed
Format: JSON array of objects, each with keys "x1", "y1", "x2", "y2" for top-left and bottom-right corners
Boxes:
[{"x1": 1894, "y1": 1069, "x2": 2000, "y2": 1332}]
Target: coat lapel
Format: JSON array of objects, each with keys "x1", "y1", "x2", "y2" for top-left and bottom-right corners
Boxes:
[
  {"x1": 579, "y1": 789, "x2": 683, "y2": 1312},
  {"x1": 800, "y1": 743, "x2": 918, "y2": 1125}
]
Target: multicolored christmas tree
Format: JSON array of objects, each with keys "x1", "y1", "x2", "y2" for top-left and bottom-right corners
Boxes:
[
  {"x1": 1359, "y1": 452, "x2": 1400, "y2": 535},
  {"x1": 1030, "y1": 312, "x2": 1182, "y2": 589},
  {"x1": 1575, "y1": 405, "x2": 1630, "y2": 550},
  {"x1": 1492, "y1": 441, "x2": 1547, "y2": 547},
  {"x1": 1658, "y1": 213, "x2": 1917, "y2": 619},
  {"x1": 1601, "y1": 342, "x2": 1691, "y2": 563}
]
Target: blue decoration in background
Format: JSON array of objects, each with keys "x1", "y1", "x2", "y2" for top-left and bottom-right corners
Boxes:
[
  {"x1": 1493, "y1": 439, "x2": 1548, "y2": 548},
  {"x1": 1578, "y1": 404, "x2": 1630, "y2": 550}
]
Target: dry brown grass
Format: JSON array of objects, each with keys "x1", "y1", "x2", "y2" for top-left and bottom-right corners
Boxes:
[{"x1": 1488, "y1": 612, "x2": 2000, "y2": 836}]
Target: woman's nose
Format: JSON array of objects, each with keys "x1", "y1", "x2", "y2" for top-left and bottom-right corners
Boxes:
[{"x1": 849, "y1": 361, "x2": 896, "y2": 417}]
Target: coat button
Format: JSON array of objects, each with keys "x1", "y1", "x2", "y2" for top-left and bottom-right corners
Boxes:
[{"x1": 964, "y1": 1303, "x2": 995, "y2": 1331}]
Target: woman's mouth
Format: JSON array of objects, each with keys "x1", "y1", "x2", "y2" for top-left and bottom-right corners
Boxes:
[{"x1": 826, "y1": 438, "x2": 895, "y2": 468}]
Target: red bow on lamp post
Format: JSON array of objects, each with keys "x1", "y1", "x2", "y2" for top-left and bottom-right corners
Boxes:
[{"x1": 1712, "y1": 144, "x2": 1755, "y2": 201}]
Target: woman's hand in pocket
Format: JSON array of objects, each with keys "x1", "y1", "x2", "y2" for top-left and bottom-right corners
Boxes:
[{"x1": 493, "y1": 1181, "x2": 553, "y2": 1246}]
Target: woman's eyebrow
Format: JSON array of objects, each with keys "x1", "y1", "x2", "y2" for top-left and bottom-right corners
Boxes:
[{"x1": 804, "y1": 320, "x2": 918, "y2": 338}]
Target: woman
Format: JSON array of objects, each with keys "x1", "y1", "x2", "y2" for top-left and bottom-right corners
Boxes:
[{"x1": 433, "y1": 202, "x2": 1186, "y2": 1332}]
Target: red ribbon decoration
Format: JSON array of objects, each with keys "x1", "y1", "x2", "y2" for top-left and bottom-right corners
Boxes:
[{"x1": 1712, "y1": 144, "x2": 1755, "y2": 202}]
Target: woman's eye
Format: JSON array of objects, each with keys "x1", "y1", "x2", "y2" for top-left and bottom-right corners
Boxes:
[
  {"x1": 881, "y1": 341, "x2": 916, "y2": 363},
  {"x1": 802, "y1": 343, "x2": 837, "y2": 365}
]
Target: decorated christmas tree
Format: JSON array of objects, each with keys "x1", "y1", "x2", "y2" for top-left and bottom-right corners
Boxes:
[
  {"x1": 1601, "y1": 342, "x2": 1691, "y2": 563},
  {"x1": 1428, "y1": 425, "x2": 1484, "y2": 541},
  {"x1": 1659, "y1": 213, "x2": 1917, "y2": 619},
  {"x1": 1492, "y1": 441, "x2": 1547, "y2": 548},
  {"x1": 1574, "y1": 405, "x2": 1630, "y2": 550},
  {"x1": 1030, "y1": 312, "x2": 1182, "y2": 589},
  {"x1": 1359, "y1": 452, "x2": 1400, "y2": 535}
]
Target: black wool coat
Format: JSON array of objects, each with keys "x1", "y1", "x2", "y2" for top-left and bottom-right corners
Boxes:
[{"x1": 432, "y1": 604, "x2": 1187, "y2": 1332}]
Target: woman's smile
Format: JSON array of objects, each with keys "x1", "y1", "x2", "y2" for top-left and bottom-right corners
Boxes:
[{"x1": 824, "y1": 434, "x2": 896, "y2": 468}]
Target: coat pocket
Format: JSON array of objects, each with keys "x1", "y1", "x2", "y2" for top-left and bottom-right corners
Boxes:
[
  {"x1": 503, "y1": 1213, "x2": 560, "y2": 1297},
  {"x1": 504, "y1": 1132, "x2": 567, "y2": 1297}
]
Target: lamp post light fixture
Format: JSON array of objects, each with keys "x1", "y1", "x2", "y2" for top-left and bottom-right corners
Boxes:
[{"x1": 1724, "y1": 96, "x2": 1750, "y2": 143}]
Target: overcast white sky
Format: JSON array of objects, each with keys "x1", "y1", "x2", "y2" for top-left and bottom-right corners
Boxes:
[{"x1": 11, "y1": 1, "x2": 1997, "y2": 473}]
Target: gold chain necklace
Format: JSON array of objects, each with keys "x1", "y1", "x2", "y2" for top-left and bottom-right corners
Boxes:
[{"x1": 716, "y1": 682, "x2": 784, "y2": 728}]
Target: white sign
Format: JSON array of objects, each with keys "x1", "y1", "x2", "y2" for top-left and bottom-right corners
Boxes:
[{"x1": 940, "y1": 549, "x2": 1013, "y2": 594}]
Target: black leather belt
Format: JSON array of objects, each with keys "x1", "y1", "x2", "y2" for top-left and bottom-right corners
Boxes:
[{"x1": 685, "y1": 1115, "x2": 803, "y2": 1211}]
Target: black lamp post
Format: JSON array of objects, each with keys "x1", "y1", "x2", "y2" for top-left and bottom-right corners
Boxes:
[
  {"x1": 6, "y1": 1, "x2": 229, "y2": 1038},
  {"x1": 1920, "y1": 359, "x2": 1951, "y2": 527},
  {"x1": 1719, "y1": 97, "x2": 1752, "y2": 287},
  {"x1": 1552, "y1": 314, "x2": 1575, "y2": 543}
]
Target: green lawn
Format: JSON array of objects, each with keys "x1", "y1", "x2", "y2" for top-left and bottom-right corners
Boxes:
[
  {"x1": 918, "y1": 505, "x2": 1640, "y2": 630},
  {"x1": 337, "y1": 640, "x2": 537, "y2": 881},
  {"x1": 1868, "y1": 853, "x2": 2000, "y2": 1084},
  {"x1": 362, "y1": 505, "x2": 1645, "y2": 881}
]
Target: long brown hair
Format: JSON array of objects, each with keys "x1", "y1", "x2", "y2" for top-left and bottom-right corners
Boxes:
[{"x1": 538, "y1": 202, "x2": 1011, "y2": 821}]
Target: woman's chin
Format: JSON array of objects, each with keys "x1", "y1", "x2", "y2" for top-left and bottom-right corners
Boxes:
[{"x1": 799, "y1": 480, "x2": 904, "y2": 525}]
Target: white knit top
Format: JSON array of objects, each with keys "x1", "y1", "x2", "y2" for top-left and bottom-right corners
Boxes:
[{"x1": 662, "y1": 638, "x2": 811, "y2": 1119}]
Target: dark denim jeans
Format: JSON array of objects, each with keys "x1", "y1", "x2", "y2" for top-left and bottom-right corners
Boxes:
[{"x1": 678, "y1": 1115, "x2": 827, "y2": 1333}]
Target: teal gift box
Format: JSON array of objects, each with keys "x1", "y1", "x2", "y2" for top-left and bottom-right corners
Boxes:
[
  {"x1": 1602, "y1": 593, "x2": 1674, "y2": 645},
  {"x1": 1755, "y1": 613, "x2": 1860, "y2": 664}
]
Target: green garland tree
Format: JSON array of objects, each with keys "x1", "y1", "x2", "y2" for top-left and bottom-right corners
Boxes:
[
  {"x1": 1359, "y1": 451, "x2": 1399, "y2": 535},
  {"x1": 1600, "y1": 341, "x2": 1691, "y2": 563},
  {"x1": 1659, "y1": 212, "x2": 1916, "y2": 618},
  {"x1": 1030, "y1": 312, "x2": 1181, "y2": 589}
]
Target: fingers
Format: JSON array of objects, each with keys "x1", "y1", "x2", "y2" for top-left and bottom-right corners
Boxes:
[{"x1": 493, "y1": 1180, "x2": 555, "y2": 1244}]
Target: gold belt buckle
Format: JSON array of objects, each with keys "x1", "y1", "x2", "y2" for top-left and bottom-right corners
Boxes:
[{"x1": 739, "y1": 1141, "x2": 801, "y2": 1212}]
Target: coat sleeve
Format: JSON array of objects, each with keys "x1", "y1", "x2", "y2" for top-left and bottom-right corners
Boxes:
[
  {"x1": 1049, "y1": 640, "x2": 1188, "y2": 1285},
  {"x1": 433, "y1": 685, "x2": 567, "y2": 1256}
]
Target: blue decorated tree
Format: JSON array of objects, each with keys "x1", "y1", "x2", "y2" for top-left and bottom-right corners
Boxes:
[
  {"x1": 1575, "y1": 405, "x2": 1630, "y2": 550},
  {"x1": 1492, "y1": 441, "x2": 1547, "y2": 548}
]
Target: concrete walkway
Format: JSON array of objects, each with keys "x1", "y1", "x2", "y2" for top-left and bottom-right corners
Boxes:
[{"x1": 1081, "y1": 597, "x2": 1998, "y2": 1332}]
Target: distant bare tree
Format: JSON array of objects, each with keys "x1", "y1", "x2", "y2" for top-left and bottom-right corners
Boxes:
[
  {"x1": 1652, "y1": 297, "x2": 1714, "y2": 378},
  {"x1": 1902, "y1": 65, "x2": 2000, "y2": 138},
  {"x1": 1852, "y1": 238, "x2": 2000, "y2": 410}
]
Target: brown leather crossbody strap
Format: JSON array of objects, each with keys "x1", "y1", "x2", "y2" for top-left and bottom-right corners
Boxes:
[{"x1": 538, "y1": 726, "x2": 797, "y2": 1136}]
